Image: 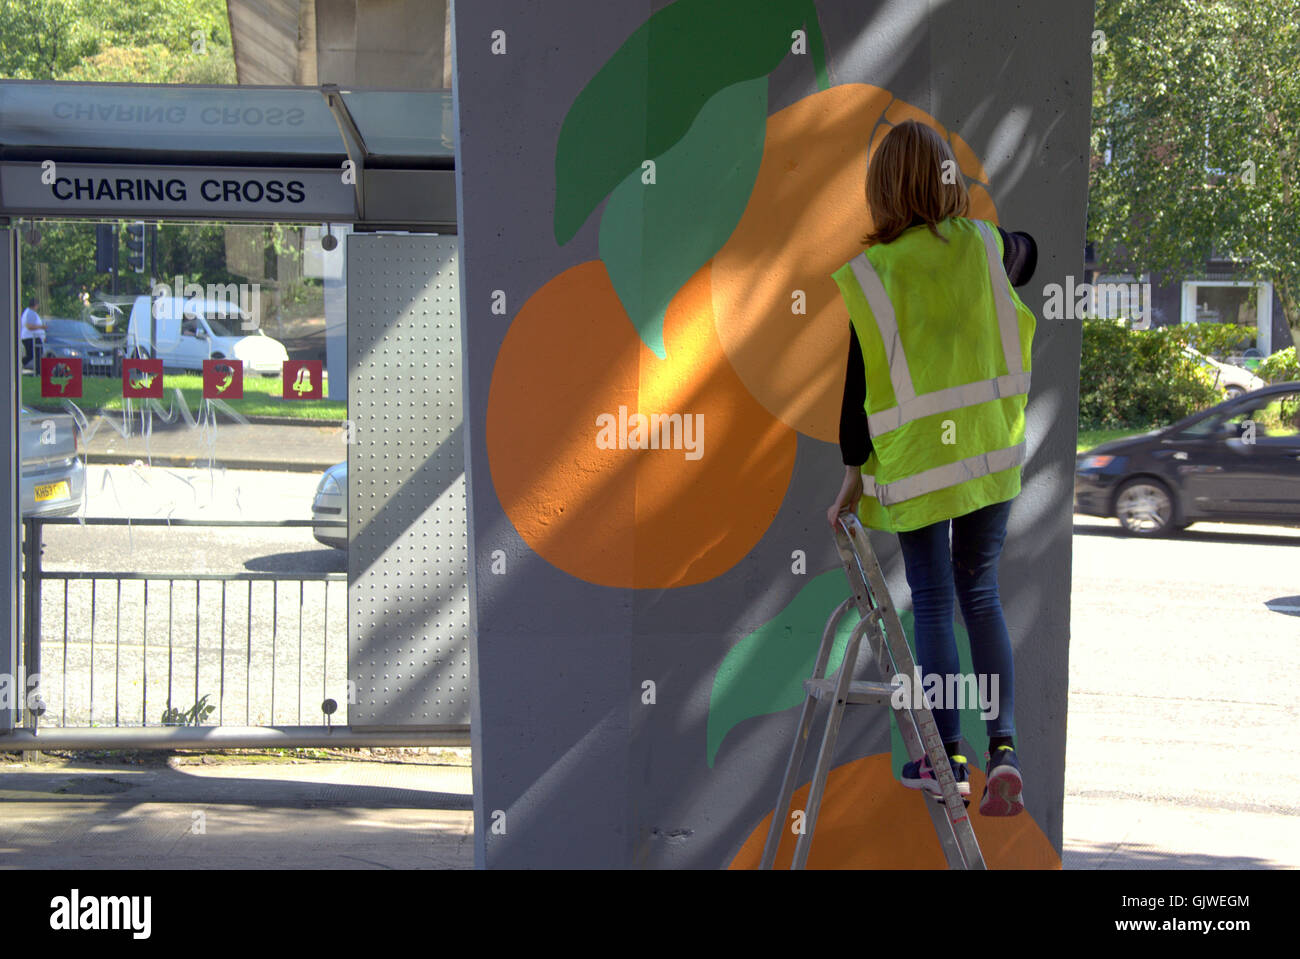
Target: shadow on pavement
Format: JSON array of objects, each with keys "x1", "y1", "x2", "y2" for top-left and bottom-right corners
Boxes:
[
  {"x1": 1264, "y1": 595, "x2": 1300, "y2": 616},
  {"x1": 245, "y1": 548, "x2": 346, "y2": 574},
  {"x1": 1065, "y1": 841, "x2": 1279, "y2": 870},
  {"x1": 0, "y1": 764, "x2": 471, "y2": 810},
  {"x1": 1073, "y1": 523, "x2": 1300, "y2": 547}
]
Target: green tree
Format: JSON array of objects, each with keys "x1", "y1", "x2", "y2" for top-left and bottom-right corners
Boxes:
[
  {"x1": 0, "y1": 0, "x2": 99, "y2": 79},
  {"x1": 1090, "y1": 0, "x2": 1300, "y2": 343},
  {"x1": 0, "y1": 0, "x2": 234, "y2": 82}
]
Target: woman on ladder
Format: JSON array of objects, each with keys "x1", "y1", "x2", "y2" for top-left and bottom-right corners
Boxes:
[{"x1": 826, "y1": 120, "x2": 1038, "y2": 817}]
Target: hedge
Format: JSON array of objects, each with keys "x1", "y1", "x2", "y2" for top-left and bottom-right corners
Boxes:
[{"x1": 1078, "y1": 320, "x2": 1221, "y2": 429}]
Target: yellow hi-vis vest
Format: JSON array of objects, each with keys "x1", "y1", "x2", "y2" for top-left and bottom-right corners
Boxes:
[{"x1": 831, "y1": 217, "x2": 1036, "y2": 533}]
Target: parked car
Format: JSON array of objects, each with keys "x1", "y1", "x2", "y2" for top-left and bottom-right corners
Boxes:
[
  {"x1": 311, "y1": 461, "x2": 347, "y2": 548},
  {"x1": 1075, "y1": 381, "x2": 1300, "y2": 535},
  {"x1": 1184, "y1": 345, "x2": 1265, "y2": 398},
  {"x1": 42, "y1": 317, "x2": 125, "y2": 377},
  {"x1": 19, "y1": 406, "x2": 85, "y2": 517},
  {"x1": 126, "y1": 295, "x2": 288, "y2": 375}
]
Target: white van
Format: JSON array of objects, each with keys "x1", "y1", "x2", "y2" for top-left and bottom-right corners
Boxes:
[{"x1": 126, "y1": 295, "x2": 289, "y2": 375}]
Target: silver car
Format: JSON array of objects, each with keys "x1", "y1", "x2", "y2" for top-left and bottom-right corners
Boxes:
[
  {"x1": 20, "y1": 406, "x2": 85, "y2": 517},
  {"x1": 311, "y1": 461, "x2": 347, "y2": 548},
  {"x1": 1183, "y1": 346, "x2": 1266, "y2": 399},
  {"x1": 42, "y1": 317, "x2": 124, "y2": 378}
]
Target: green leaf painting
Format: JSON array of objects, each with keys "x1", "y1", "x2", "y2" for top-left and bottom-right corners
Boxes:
[
  {"x1": 598, "y1": 77, "x2": 767, "y2": 359},
  {"x1": 554, "y1": 0, "x2": 826, "y2": 247},
  {"x1": 707, "y1": 570, "x2": 852, "y2": 767}
]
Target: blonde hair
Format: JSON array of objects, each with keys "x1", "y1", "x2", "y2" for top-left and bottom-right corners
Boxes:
[{"x1": 862, "y1": 120, "x2": 970, "y2": 246}]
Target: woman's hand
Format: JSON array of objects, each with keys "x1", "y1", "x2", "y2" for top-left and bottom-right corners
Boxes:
[{"x1": 827, "y1": 465, "x2": 864, "y2": 530}]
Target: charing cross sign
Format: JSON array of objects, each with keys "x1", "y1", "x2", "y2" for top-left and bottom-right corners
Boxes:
[{"x1": 0, "y1": 162, "x2": 355, "y2": 220}]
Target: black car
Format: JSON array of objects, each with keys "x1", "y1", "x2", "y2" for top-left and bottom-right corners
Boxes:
[{"x1": 1075, "y1": 381, "x2": 1300, "y2": 535}]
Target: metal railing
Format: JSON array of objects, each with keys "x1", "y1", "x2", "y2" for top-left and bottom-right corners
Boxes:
[
  {"x1": 19, "y1": 517, "x2": 345, "y2": 730},
  {"x1": 5, "y1": 516, "x2": 467, "y2": 749}
]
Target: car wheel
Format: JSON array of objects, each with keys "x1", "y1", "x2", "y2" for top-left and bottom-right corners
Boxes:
[
  {"x1": 1114, "y1": 478, "x2": 1176, "y2": 536},
  {"x1": 1225, "y1": 386, "x2": 1245, "y2": 399}
]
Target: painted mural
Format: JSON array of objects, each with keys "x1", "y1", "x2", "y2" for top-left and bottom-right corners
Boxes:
[
  {"x1": 457, "y1": 0, "x2": 1095, "y2": 869},
  {"x1": 478, "y1": 0, "x2": 1061, "y2": 867}
]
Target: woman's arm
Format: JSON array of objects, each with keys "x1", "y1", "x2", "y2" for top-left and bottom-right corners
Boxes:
[
  {"x1": 839, "y1": 326, "x2": 871, "y2": 466},
  {"x1": 831, "y1": 325, "x2": 870, "y2": 527},
  {"x1": 996, "y1": 227, "x2": 1038, "y2": 288}
]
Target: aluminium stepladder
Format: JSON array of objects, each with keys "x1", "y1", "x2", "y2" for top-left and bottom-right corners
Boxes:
[{"x1": 759, "y1": 513, "x2": 985, "y2": 870}]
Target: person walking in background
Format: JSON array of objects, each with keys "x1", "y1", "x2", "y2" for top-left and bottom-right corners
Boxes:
[
  {"x1": 826, "y1": 120, "x2": 1039, "y2": 817},
  {"x1": 19, "y1": 297, "x2": 46, "y2": 371}
]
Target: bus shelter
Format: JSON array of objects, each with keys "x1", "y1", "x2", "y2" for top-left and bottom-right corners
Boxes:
[{"x1": 1, "y1": 81, "x2": 470, "y2": 747}]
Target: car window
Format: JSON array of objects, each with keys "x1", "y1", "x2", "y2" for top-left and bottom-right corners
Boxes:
[
  {"x1": 181, "y1": 314, "x2": 202, "y2": 336},
  {"x1": 1176, "y1": 416, "x2": 1222, "y2": 438},
  {"x1": 1254, "y1": 394, "x2": 1300, "y2": 438},
  {"x1": 1217, "y1": 394, "x2": 1300, "y2": 439}
]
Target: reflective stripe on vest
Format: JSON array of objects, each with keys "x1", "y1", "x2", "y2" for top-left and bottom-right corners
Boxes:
[
  {"x1": 863, "y1": 440, "x2": 1027, "y2": 507},
  {"x1": 848, "y1": 220, "x2": 1030, "y2": 438}
]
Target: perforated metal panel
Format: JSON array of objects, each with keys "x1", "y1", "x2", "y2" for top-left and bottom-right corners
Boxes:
[{"x1": 347, "y1": 234, "x2": 469, "y2": 727}]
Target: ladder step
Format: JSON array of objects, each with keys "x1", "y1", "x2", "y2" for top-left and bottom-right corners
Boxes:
[{"x1": 802, "y1": 678, "x2": 896, "y2": 705}]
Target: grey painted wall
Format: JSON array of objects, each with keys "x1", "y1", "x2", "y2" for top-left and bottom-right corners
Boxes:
[{"x1": 453, "y1": 0, "x2": 1092, "y2": 868}]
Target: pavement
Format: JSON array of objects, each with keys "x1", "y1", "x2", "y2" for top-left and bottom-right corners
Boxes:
[
  {"x1": 76, "y1": 415, "x2": 346, "y2": 472},
  {"x1": 0, "y1": 754, "x2": 473, "y2": 870}
]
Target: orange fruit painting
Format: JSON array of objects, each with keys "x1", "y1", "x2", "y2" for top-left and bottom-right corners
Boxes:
[
  {"x1": 728, "y1": 753, "x2": 1060, "y2": 869},
  {"x1": 486, "y1": 259, "x2": 797, "y2": 589}
]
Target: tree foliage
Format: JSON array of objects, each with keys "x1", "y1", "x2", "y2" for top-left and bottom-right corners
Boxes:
[
  {"x1": 1090, "y1": 0, "x2": 1300, "y2": 339},
  {"x1": 0, "y1": 0, "x2": 234, "y2": 83}
]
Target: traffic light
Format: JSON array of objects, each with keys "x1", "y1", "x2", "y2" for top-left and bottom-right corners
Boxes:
[
  {"x1": 95, "y1": 223, "x2": 116, "y2": 273},
  {"x1": 125, "y1": 222, "x2": 146, "y2": 273}
]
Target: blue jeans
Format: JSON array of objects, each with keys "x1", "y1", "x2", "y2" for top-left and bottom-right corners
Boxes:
[{"x1": 895, "y1": 497, "x2": 1016, "y2": 745}]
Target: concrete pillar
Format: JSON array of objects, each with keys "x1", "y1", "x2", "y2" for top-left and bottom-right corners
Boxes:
[
  {"x1": 453, "y1": 0, "x2": 1092, "y2": 869},
  {"x1": 229, "y1": 0, "x2": 449, "y2": 88}
]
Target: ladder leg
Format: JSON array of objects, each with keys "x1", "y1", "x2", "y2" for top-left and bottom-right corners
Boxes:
[
  {"x1": 791, "y1": 616, "x2": 871, "y2": 869},
  {"x1": 895, "y1": 701, "x2": 984, "y2": 869},
  {"x1": 790, "y1": 695, "x2": 839, "y2": 869},
  {"x1": 760, "y1": 692, "x2": 818, "y2": 869},
  {"x1": 872, "y1": 586, "x2": 985, "y2": 868},
  {"x1": 761, "y1": 598, "x2": 853, "y2": 870}
]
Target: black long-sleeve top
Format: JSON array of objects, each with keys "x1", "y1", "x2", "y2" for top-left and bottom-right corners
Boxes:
[{"x1": 839, "y1": 224, "x2": 1038, "y2": 466}]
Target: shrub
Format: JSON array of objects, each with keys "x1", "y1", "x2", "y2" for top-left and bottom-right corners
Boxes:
[
  {"x1": 1258, "y1": 346, "x2": 1300, "y2": 384},
  {"x1": 1078, "y1": 320, "x2": 1220, "y2": 429},
  {"x1": 1178, "y1": 322, "x2": 1257, "y2": 359}
]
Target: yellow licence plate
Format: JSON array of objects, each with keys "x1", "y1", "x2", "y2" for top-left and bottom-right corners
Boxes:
[{"x1": 34, "y1": 480, "x2": 70, "y2": 503}]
